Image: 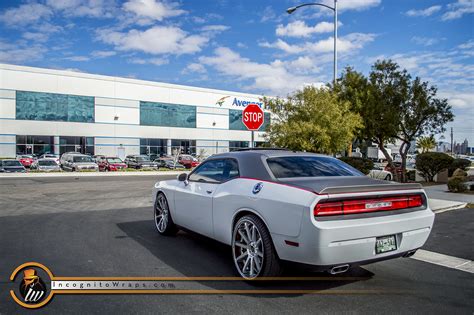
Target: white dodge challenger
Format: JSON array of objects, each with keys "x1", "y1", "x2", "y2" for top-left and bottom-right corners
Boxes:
[{"x1": 152, "y1": 149, "x2": 434, "y2": 279}]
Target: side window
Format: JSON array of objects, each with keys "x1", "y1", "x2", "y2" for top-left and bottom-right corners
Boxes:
[{"x1": 188, "y1": 159, "x2": 239, "y2": 183}]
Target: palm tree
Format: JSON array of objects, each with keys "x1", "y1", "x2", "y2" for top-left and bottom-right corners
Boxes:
[{"x1": 417, "y1": 135, "x2": 436, "y2": 153}]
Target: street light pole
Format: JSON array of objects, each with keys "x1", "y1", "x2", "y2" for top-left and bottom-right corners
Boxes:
[{"x1": 286, "y1": 0, "x2": 338, "y2": 84}]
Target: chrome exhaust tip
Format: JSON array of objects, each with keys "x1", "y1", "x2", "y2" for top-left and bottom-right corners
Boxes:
[
  {"x1": 329, "y1": 264, "x2": 350, "y2": 275},
  {"x1": 403, "y1": 250, "x2": 417, "y2": 258}
]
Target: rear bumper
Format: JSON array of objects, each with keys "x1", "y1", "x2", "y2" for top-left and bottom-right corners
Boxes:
[{"x1": 272, "y1": 207, "x2": 435, "y2": 267}]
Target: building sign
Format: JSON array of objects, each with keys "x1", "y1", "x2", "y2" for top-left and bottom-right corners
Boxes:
[
  {"x1": 216, "y1": 96, "x2": 264, "y2": 109},
  {"x1": 232, "y1": 98, "x2": 263, "y2": 108}
]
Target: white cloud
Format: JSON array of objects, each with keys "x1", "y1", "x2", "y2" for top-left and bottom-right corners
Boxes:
[
  {"x1": 260, "y1": 6, "x2": 277, "y2": 22},
  {"x1": 411, "y1": 36, "x2": 440, "y2": 46},
  {"x1": 260, "y1": 33, "x2": 376, "y2": 55},
  {"x1": 46, "y1": 0, "x2": 117, "y2": 18},
  {"x1": 128, "y1": 57, "x2": 169, "y2": 66},
  {"x1": 182, "y1": 63, "x2": 207, "y2": 74},
  {"x1": 97, "y1": 26, "x2": 210, "y2": 55},
  {"x1": 439, "y1": 92, "x2": 474, "y2": 108},
  {"x1": 199, "y1": 47, "x2": 322, "y2": 95},
  {"x1": 442, "y1": 0, "x2": 474, "y2": 20},
  {"x1": 91, "y1": 50, "x2": 117, "y2": 58},
  {"x1": 276, "y1": 20, "x2": 342, "y2": 38},
  {"x1": 122, "y1": 0, "x2": 185, "y2": 21},
  {"x1": 0, "y1": 41, "x2": 47, "y2": 64},
  {"x1": 458, "y1": 39, "x2": 474, "y2": 49},
  {"x1": 64, "y1": 56, "x2": 90, "y2": 62},
  {"x1": 201, "y1": 25, "x2": 230, "y2": 32},
  {"x1": 0, "y1": 3, "x2": 52, "y2": 26},
  {"x1": 324, "y1": 0, "x2": 381, "y2": 11},
  {"x1": 406, "y1": 5, "x2": 442, "y2": 17}
]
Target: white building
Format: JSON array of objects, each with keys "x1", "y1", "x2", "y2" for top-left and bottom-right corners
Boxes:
[{"x1": 0, "y1": 64, "x2": 270, "y2": 159}]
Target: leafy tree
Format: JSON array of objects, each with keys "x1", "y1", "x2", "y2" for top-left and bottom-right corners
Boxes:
[
  {"x1": 416, "y1": 152, "x2": 454, "y2": 182},
  {"x1": 338, "y1": 157, "x2": 374, "y2": 175},
  {"x1": 335, "y1": 60, "x2": 454, "y2": 182},
  {"x1": 416, "y1": 135, "x2": 436, "y2": 153},
  {"x1": 448, "y1": 158, "x2": 472, "y2": 176},
  {"x1": 263, "y1": 86, "x2": 362, "y2": 154}
]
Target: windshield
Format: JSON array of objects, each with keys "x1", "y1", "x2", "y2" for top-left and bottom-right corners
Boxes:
[
  {"x1": 3, "y1": 160, "x2": 22, "y2": 167},
  {"x1": 136, "y1": 156, "x2": 150, "y2": 161},
  {"x1": 267, "y1": 156, "x2": 363, "y2": 178},
  {"x1": 39, "y1": 160, "x2": 57, "y2": 166},
  {"x1": 73, "y1": 156, "x2": 93, "y2": 163},
  {"x1": 43, "y1": 155, "x2": 56, "y2": 158},
  {"x1": 107, "y1": 158, "x2": 123, "y2": 163}
]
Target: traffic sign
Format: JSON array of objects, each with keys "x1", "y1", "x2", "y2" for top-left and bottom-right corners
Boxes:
[{"x1": 242, "y1": 104, "x2": 264, "y2": 131}]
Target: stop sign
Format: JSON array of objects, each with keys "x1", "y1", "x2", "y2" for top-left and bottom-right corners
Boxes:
[{"x1": 242, "y1": 104, "x2": 264, "y2": 131}]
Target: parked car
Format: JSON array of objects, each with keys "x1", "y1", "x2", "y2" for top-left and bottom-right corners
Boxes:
[
  {"x1": 162, "y1": 160, "x2": 186, "y2": 170},
  {"x1": 152, "y1": 149, "x2": 434, "y2": 279},
  {"x1": 93, "y1": 155, "x2": 106, "y2": 163},
  {"x1": 97, "y1": 157, "x2": 127, "y2": 171},
  {"x1": 178, "y1": 155, "x2": 200, "y2": 169},
  {"x1": 124, "y1": 155, "x2": 158, "y2": 169},
  {"x1": 17, "y1": 155, "x2": 35, "y2": 168},
  {"x1": 368, "y1": 164, "x2": 392, "y2": 181},
  {"x1": 31, "y1": 159, "x2": 61, "y2": 172},
  {"x1": 0, "y1": 159, "x2": 26, "y2": 172},
  {"x1": 61, "y1": 153, "x2": 98, "y2": 172},
  {"x1": 39, "y1": 154, "x2": 60, "y2": 164}
]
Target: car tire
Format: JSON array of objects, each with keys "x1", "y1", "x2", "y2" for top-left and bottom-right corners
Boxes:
[
  {"x1": 232, "y1": 214, "x2": 283, "y2": 279},
  {"x1": 154, "y1": 193, "x2": 178, "y2": 236},
  {"x1": 71, "y1": 167, "x2": 76, "y2": 172},
  {"x1": 384, "y1": 174, "x2": 391, "y2": 181}
]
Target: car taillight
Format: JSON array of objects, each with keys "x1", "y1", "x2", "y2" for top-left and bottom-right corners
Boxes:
[{"x1": 314, "y1": 195, "x2": 423, "y2": 217}]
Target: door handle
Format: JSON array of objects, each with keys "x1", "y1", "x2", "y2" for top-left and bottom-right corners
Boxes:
[{"x1": 206, "y1": 190, "x2": 213, "y2": 194}]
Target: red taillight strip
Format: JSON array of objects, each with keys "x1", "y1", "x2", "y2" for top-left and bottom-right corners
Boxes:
[{"x1": 314, "y1": 195, "x2": 424, "y2": 217}]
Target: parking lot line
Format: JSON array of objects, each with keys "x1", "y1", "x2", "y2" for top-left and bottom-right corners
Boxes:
[{"x1": 411, "y1": 249, "x2": 474, "y2": 273}]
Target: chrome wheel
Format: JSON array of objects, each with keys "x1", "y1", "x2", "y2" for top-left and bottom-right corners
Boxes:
[
  {"x1": 154, "y1": 194, "x2": 169, "y2": 233},
  {"x1": 232, "y1": 219, "x2": 264, "y2": 279}
]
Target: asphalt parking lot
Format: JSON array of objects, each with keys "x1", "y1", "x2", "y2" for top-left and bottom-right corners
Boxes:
[{"x1": 1, "y1": 176, "x2": 473, "y2": 314}]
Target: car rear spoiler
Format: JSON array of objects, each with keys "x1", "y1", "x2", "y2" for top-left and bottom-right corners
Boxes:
[{"x1": 319, "y1": 183, "x2": 423, "y2": 194}]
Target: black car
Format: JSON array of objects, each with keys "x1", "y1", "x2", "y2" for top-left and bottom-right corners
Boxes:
[
  {"x1": 153, "y1": 158, "x2": 186, "y2": 169},
  {"x1": 124, "y1": 155, "x2": 158, "y2": 169},
  {"x1": 0, "y1": 159, "x2": 26, "y2": 173}
]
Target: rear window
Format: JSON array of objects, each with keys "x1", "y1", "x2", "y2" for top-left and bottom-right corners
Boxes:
[
  {"x1": 107, "y1": 158, "x2": 123, "y2": 163},
  {"x1": 267, "y1": 156, "x2": 363, "y2": 178},
  {"x1": 38, "y1": 160, "x2": 57, "y2": 166},
  {"x1": 3, "y1": 160, "x2": 22, "y2": 167},
  {"x1": 73, "y1": 156, "x2": 93, "y2": 163}
]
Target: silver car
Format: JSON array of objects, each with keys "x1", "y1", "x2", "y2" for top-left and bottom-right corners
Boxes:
[
  {"x1": 152, "y1": 149, "x2": 434, "y2": 279},
  {"x1": 32, "y1": 158, "x2": 61, "y2": 172},
  {"x1": 61, "y1": 153, "x2": 98, "y2": 172}
]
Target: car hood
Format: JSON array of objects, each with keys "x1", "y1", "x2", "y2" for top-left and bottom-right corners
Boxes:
[{"x1": 278, "y1": 176, "x2": 422, "y2": 194}]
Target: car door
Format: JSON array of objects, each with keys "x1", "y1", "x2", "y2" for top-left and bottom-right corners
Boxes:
[{"x1": 173, "y1": 159, "x2": 228, "y2": 238}]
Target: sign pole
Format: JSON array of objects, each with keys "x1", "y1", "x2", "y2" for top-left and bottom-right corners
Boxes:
[{"x1": 250, "y1": 131, "x2": 254, "y2": 148}]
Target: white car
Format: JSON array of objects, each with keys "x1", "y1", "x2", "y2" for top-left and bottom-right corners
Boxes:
[
  {"x1": 368, "y1": 164, "x2": 392, "y2": 181},
  {"x1": 152, "y1": 149, "x2": 434, "y2": 279}
]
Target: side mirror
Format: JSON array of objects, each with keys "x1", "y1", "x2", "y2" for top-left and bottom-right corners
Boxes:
[{"x1": 177, "y1": 173, "x2": 187, "y2": 182}]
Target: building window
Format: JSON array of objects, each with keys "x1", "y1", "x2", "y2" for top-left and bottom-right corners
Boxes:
[
  {"x1": 16, "y1": 91, "x2": 94, "y2": 123},
  {"x1": 140, "y1": 101, "x2": 196, "y2": 128},
  {"x1": 229, "y1": 110, "x2": 270, "y2": 131},
  {"x1": 171, "y1": 139, "x2": 196, "y2": 155},
  {"x1": 59, "y1": 136, "x2": 94, "y2": 155},
  {"x1": 16, "y1": 135, "x2": 54, "y2": 156},
  {"x1": 229, "y1": 141, "x2": 249, "y2": 151},
  {"x1": 140, "y1": 138, "x2": 167, "y2": 159}
]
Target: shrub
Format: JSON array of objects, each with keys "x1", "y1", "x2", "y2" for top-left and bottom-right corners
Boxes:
[
  {"x1": 447, "y1": 177, "x2": 467, "y2": 193},
  {"x1": 339, "y1": 157, "x2": 374, "y2": 175},
  {"x1": 448, "y1": 158, "x2": 471, "y2": 176},
  {"x1": 416, "y1": 152, "x2": 454, "y2": 182},
  {"x1": 452, "y1": 168, "x2": 468, "y2": 178}
]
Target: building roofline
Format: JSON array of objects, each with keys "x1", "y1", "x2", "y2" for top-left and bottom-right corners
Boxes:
[{"x1": 0, "y1": 63, "x2": 267, "y2": 99}]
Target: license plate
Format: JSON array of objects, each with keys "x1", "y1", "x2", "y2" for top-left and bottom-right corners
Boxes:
[{"x1": 375, "y1": 235, "x2": 397, "y2": 254}]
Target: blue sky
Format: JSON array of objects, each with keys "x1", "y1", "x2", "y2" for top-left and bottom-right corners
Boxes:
[{"x1": 0, "y1": 0, "x2": 472, "y2": 144}]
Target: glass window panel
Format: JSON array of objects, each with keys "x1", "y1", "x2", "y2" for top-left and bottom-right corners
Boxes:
[
  {"x1": 16, "y1": 136, "x2": 26, "y2": 144},
  {"x1": 16, "y1": 91, "x2": 94, "y2": 123},
  {"x1": 140, "y1": 101, "x2": 196, "y2": 128}
]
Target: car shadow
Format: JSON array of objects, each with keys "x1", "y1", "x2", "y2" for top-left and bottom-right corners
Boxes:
[{"x1": 117, "y1": 220, "x2": 374, "y2": 297}]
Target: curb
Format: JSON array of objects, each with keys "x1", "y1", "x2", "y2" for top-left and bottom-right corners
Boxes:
[{"x1": 433, "y1": 202, "x2": 468, "y2": 214}]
